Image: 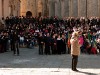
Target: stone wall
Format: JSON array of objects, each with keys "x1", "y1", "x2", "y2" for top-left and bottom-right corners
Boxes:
[
  {"x1": 9, "y1": 0, "x2": 100, "y2": 18},
  {"x1": 87, "y1": 0, "x2": 99, "y2": 17},
  {"x1": 78, "y1": 0, "x2": 86, "y2": 17},
  {"x1": 21, "y1": 0, "x2": 43, "y2": 17},
  {"x1": 0, "y1": 0, "x2": 2, "y2": 18},
  {"x1": 48, "y1": 0, "x2": 100, "y2": 18},
  {"x1": 0, "y1": 0, "x2": 9, "y2": 19},
  {"x1": 0, "y1": 0, "x2": 20, "y2": 19},
  {"x1": 42, "y1": 0, "x2": 49, "y2": 16}
]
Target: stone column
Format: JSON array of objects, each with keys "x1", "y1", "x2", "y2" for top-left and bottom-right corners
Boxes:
[
  {"x1": 55, "y1": 0, "x2": 61, "y2": 18},
  {"x1": 61, "y1": 0, "x2": 65, "y2": 18},
  {"x1": 71, "y1": 0, "x2": 78, "y2": 17},
  {"x1": 87, "y1": 0, "x2": 98, "y2": 17},
  {"x1": 3, "y1": 0, "x2": 9, "y2": 17},
  {"x1": 18, "y1": 1, "x2": 21, "y2": 16},
  {"x1": 78, "y1": 0, "x2": 86, "y2": 17},
  {"x1": 1, "y1": 0, "x2": 4, "y2": 17},
  {"x1": 43, "y1": 0, "x2": 49, "y2": 17},
  {"x1": 69, "y1": 0, "x2": 72, "y2": 17},
  {"x1": 0, "y1": 0, "x2": 2, "y2": 18},
  {"x1": 98, "y1": 0, "x2": 100, "y2": 17},
  {"x1": 48, "y1": 0, "x2": 55, "y2": 17},
  {"x1": 20, "y1": 0, "x2": 27, "y2": 16},
  {"x1": 26, "y1": 0, "x2": 30, "y2": 11},
  {"x1": 52, "y1": 0, "x2": 55, "y2": 17},
  {"x1": 48, "y1": 0, "x2": 52, "y2": 17},
  {"x1": 64, "y1": 0, "x2": 69, "y2": 17},
  {"x1": 13, "y1": 0, "x2": 17, "y2": 16},
  {"x1": 32, "y1": 0, "x2": 38, "y2": 17},
  {"x1": 37, "y1": 0, "x2": 43, "y2": 16},
  {"x1": 94, "y1": 0, "x2": 98, "y2": 17},
  {"x1": 42, "y1": 0, "x2": 45, "y2": 16}
]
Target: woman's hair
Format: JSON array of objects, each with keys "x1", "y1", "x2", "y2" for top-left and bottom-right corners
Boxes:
[{"x1": 72, "y1": 32, "x2": 79, "y2": 38}]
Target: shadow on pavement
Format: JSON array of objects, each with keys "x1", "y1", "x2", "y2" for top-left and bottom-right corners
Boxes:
[{"x1": 78, "y1": 71, "x2": 97, "y2": 75}]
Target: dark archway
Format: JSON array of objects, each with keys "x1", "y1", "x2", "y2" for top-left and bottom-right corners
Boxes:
[
  {"x1": 38, "y1": 12, "x2": 42, "y2": 18},
  {"x1": 26, "y1": 11, "x2": 32, "y2": 17}
]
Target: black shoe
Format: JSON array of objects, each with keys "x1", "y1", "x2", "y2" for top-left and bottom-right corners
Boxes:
[{"x1": 72, "y1": 69, "x2": 79, "y2": 72}]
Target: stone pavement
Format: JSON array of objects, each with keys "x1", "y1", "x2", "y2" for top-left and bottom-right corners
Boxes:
[{"x1": 0, "y1": 47, "x2": 100, "y2": 75}]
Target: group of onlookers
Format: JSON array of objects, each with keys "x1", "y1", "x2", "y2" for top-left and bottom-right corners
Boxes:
[{"x1": 0, "y1": 16, "x2": 99, "y2": 55}]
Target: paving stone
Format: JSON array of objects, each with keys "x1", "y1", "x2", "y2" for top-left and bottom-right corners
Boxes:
[{"x1": 0, "y1": 47, "x2": 100, "y2": 75}]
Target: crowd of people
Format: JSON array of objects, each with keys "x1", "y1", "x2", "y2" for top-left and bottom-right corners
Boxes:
[{"x1": 0, "y1": 16, "x2": 100, "y2": 55}]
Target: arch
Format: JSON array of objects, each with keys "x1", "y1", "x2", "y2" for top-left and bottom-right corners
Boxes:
[{"x1": 26, "y1": 11, "x2": 32, "y2": 17}]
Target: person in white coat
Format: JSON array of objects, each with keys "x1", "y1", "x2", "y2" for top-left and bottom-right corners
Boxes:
[{"x1": 70, "y1": 27, "x2": 82, "y2": 71}]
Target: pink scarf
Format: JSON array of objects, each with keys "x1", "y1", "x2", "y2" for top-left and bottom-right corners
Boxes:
[{"x1": 78, "y1": 36, "x2": 84, "y2": 45}]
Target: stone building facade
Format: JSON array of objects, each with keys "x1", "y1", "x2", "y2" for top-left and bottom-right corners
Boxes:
[
  {"x1": 0, "y1": 0, "x2": 20, "y2": 19},
  {"x1": 0, "y1": 0, "x2": 100, "y2": 19},
  {"x1": 47, "y1": 0, "x2": 100, "y2": 18},
  {"x1": 9, "y1": 0, "x2": 21, "y2": 16},
  {"x1": 20, "y1": 0, "x2": 100, "y2": 18},
  {"x1": 20, "y1": 0, "x2": 43, "y2": 17},
  {"x1": 0, "y1": 0, "x2": 9, "y2": 18}
]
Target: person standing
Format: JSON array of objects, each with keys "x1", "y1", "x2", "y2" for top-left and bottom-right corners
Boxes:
[
  {"x1": 57, "y1": 35, "x2": 62, "y2": 54},
  {"x1": 61, "y1": 34, "x2": 66, "y2": 54},
  {"x1": 37, "y1": 33, "x2": 44, "y2": 55},
  {"x1": 51, "y1": 34, "x2": 57, "y2": 54},
  {"x1": 70, "y1": 30, "x2": 81, "y2": 71},
  {"x1": 11, "y1": 31, "x2": 20, "y2": 56},
  {"x1": 44, "y1": 33, "x2": 51, "y2": 55},
  {"x1": 3, "y1": 32, "x2": 9, "y2": 52},
  {"x1": 0, "y1": 32, "x2": 5, "y2": 53}
]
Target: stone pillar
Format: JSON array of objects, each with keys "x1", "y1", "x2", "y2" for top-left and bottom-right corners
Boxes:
[
  {"x1": 55, "y1": 0, "x2": 61, "y2": 18},
  {"x1": 3, "y1": 0, "x2": 9, "y2": 17},
  {"x1": 52, "y1": 0, "x2": 55, "y2": 17},
  {"x1": 37, "y1": 0, "x2": 43, "y2": 16},
  {"x1": 13, "y1": 0, "x2": 18, "y2": 16},
  {"x1": 48, "y1": 0, "x2": 55, "y2": 17},
  {"x1": 34, "y1": 0, "x2": 37, "y2": 17},
  {"x1": 31, "y1": 0, "x2": 37, "y2": 17},
  {"x1": 78, "y1": 0, "x2": 86, "y2": 17},
  {"x1": 48, "y1": 0, "x2": 51, "y2": 17},
  {"x1": 17, "y1": 0, "x2": 21, "y2": 16},
  {"x1": 69, "y1": 0, "x2": 72, "y2": 17},
  {"x1": 61, "y1": 0, "x2": 69, "y2": 18},
  {"x1": 43, "y1": 0, "x2": 49, "y2": 16},
  {"x1": 61, "y1": 0, "x2": 65, "y2": 18},
  {"x1": 64, "y1": 0, "x2": 69, "y2": 17},
  {"x1": 26, "y1": 0, "x2": 29, "y2": 11},
  {"x1": 1, "y1": 0, "x2": 4, "y2": 17},
  {"x1": 71, "y1": 0, "x2": 78, "y2": 17},
  {"x1": 0, "y1": 0, "x2": 2, "y2": 18},
  {"x1": 42, "y1": 0, "x2": 45, "y2": 16},
  {"x1": 20, "y1": 0, "x2": 27, "y2": 16},
  {"x1": 87, "y1": 0, "x2": 98, "y2": 17},
  {"x1": 98, "y1": 0, "x2": 100, "y2": 17},
  {"x1": 93, "y1": 0, "x2": 98, "y2": 17}
]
